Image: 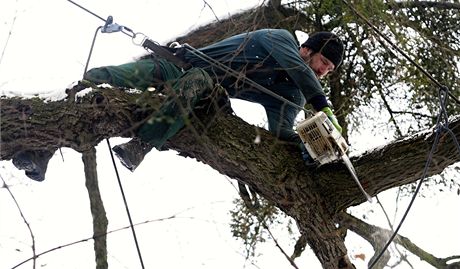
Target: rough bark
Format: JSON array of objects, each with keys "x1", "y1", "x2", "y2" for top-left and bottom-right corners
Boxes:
[
  {"x1": 82, "y1": 147, "x2": 108, "y2": 269},
  {"x1": 1, "y1": 87, "x2": 458, "y2": 268}
]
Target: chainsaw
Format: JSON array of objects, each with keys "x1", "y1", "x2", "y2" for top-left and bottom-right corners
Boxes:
[{"x1": 296, "y1": 111, "x2": 373, "y2": 203}]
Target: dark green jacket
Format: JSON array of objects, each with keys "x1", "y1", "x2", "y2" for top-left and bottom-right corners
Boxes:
[
  {"x1": 185, "y1": 28, "x2": 328, "y2": 142},
  {"x1": 186, "y1": 29, "x2": 326, "y2": 105}
]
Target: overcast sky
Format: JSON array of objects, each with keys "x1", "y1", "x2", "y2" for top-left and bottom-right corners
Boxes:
[{"x1": 1, "y1": 1, "x2": 460, "y2": 269}]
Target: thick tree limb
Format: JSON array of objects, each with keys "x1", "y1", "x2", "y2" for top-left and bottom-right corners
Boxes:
[{"x1": 1, "y1": 88, "x2": 458, "y2": 268}]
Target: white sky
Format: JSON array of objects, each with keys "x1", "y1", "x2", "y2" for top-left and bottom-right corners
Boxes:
[{"x1": 1, "y1": 0, "x2": 459, "y2": 269}]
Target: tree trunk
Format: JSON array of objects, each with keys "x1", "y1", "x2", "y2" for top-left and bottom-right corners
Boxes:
[{"x1": 1, "y1": 87, "x2": 458, "y2": 268}]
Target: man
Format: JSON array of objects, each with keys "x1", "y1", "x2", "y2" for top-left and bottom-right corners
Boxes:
[
  {"x1": 12, "y1": 29, "x2": 344, "y2": 180},
  {"x1": 183, "y1": 29, "x2": 343, "y2": 142}
]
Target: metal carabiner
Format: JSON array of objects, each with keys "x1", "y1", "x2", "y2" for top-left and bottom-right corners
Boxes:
[
  {"x1": 131, "y1": 32, "x2": 147, "y2": 47},
  {"x1": 121, "y1": 26, "x2": 135, "y2": 38},
  {"x1": 101, "y1": 16, "x2": 123, "y2": 33}
]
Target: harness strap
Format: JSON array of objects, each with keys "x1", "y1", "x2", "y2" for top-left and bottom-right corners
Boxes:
[{"x1": 141, "y1": 38, "x2": 192, "y2": 70}]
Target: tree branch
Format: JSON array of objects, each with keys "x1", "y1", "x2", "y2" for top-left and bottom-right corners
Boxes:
[
  {"x1": 1, "y1": 175, "x2": 37, "y2": 269},
  {"x1": 336, "y1": 212, "x2": 460, "y2": 269},
  {"x1": 82, "y1": 147, "x2": 108, "y2": 269},
  {"x1": 1, "y1": 87, "x2": 459, "y2": 268}
]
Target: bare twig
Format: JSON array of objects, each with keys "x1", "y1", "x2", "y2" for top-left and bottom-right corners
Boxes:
[
  {"x1": 1, "y1": 175, "x2": 37, "y2": 269},
  {"x1": 0, "y1": 0, "x2": 18, "y2": 68},
  {"x1": 262, "y1": 221, "x2": 300, "y2": 269},
  {"x1": 10, "y1": 214, "x2": 179, "y2": 269},
  {"x1": 202, "y1": 0, "x2": 220, "y2": 22}
]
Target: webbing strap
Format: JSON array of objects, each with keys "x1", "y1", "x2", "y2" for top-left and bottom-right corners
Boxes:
[{"x1": 141, "y1": 39, "x2": 191, "y2": 70}]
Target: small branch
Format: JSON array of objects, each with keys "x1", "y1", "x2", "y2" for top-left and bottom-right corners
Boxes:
[
  {"x1": 82, "y1": 147, "x2": 108, "y2": 269},
  {"x1": 202, "y1": 0, "x2": 220, "y2": 22},
  {"x1": 291, "y1": 234, "x2": 307, "y2": 260},
  {"x1": 1, "y1": 175, "x2": 37, "y2": 269},
  {"x1": 262, "y1": 221, "x2": 300, "y2": 269},
  {"x1": 10, "y1": 215, "x2": 178, "y2": 269},
  {"x1": 0, "y1": 0, "x2": 18, "y2": 68},
  {"x1": 378, "y1": 87, "x2": 403, "y2": 137},
  {"x1": 336, "y1": 212, "x2": 459, "y2": 268},
  {"x1": 390, "y1": 110, "x2": 435, "y2": 119}
]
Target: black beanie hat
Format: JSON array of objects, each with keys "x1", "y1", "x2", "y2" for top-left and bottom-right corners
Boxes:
[{"x1": 301, "y1": 32, "x2": 344, "y2": 68}]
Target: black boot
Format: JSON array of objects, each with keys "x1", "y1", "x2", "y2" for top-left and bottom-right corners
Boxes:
[
  {"x1": 112, "y1": 138, "x2": 154, "y2": 172},
  {"x1": 12, "y1": 150, "x2": 54, "y2": 181}
]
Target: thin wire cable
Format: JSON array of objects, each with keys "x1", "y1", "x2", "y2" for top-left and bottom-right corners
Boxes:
[
  {"x1": 369, "y1": 88, "x2": 459, "y2": 268},
  {"x1": 106, "y1": 139, "x2": 146, "y2": 269},
  {"x1": 341, "y1": 0, "x2": 460, "y2": 105},
  {"x1": 67, "y1": 0, "x2": 106, "y2": 22}
]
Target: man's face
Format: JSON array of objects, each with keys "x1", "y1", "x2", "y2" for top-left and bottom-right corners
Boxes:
[{"x1": 300, "y1": 47, "x2": 335, "y2": 79}]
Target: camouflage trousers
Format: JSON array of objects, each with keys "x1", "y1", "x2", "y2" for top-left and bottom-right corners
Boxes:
[{"x1": 84, "y1": 57, "x2": 214, "y2": 149}]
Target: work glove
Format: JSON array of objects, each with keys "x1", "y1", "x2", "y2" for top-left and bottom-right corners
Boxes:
[{"x1": 321, "y1": 107, "x2": 342, "y2": 134}]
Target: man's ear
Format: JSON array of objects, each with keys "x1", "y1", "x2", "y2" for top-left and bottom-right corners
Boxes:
[
  {"x1": 300, "y1": 47, "x2": 313, "y2": 61},
  {"x1": 302, "y1": 47, "x2": 314, "y2": 56}
]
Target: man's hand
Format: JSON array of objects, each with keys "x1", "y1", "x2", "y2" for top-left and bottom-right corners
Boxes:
[{"x1": 321, "y1": 107, "x2": 342, "y2": 134}]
